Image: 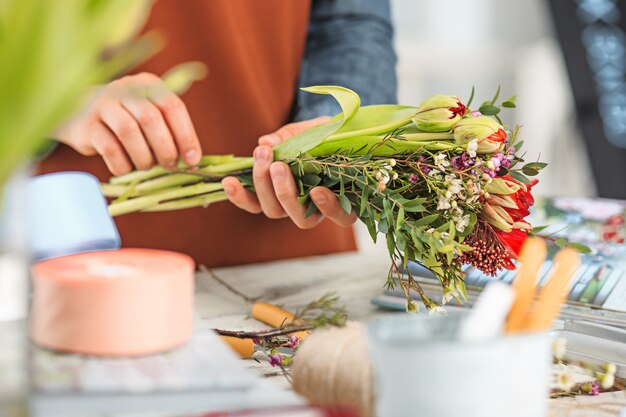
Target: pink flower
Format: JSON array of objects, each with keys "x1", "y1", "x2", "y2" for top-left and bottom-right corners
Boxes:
[
  {"x1": 287, "y1": 335, "x2": 300, "y2": 349},
  {"x1": 268, "y1": 353, "x2": 283, "y2": 367}
]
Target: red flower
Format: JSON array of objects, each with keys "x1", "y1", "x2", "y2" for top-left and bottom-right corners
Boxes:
[
  {"x1": 481, "y1": 175, "x2": 538, "y2": 233},
  {"x1": 497, "y1": 229, "x2": 528, "y2": 260},
  {"x1": 479, "y1": 175, "x2": 538, "y2": 267}
]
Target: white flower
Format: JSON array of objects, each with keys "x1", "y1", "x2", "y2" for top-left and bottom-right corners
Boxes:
[
  {"x1": 441, "y1": 287, "x2": 459, "y2": 305},
  {"x1": 380, "y1": 174, "x2": 390, "y2": 184},
  {"x1": 437, "y1": 195, "x2": 451, "y2": 210},
  {"x1": 405, "y1": 299, "x2": 419, "y2": 314},
  {"x1": 455, "y1": 214, "x2": 470, "y2": 232},
  {"x1": 600, "y1": 372, "x2": 615, "y2": 389},
  {"x1": 428, "y1": 306, "x2": 448, "y2": 316},
  {"x1": 434, "y1": 154, "x2": 450, "y2": 170},
  {"x1": 553, "y1": 364, "x2": 576, "y2": 392},
  {"x1": 440, "y1": 232, "x2": 450, "y2": 239},
  {"x1": 552, "y1": 337, "x2": 567, "y2": 361},
  {"x1": 375, "y1": 170, "x2": 383, "y2": 181},
  {"x1": 448, "y1": 179, "x2": 463, "y2": 195},
  {"x1": 425, "y1": 228, "x2": 435, "y2": 234},
  {"x1": 467, "y1": 139, "x2": 478, "y2": 158},
  {"x1": 388, "y1": 158, "x2": 397, "y2": 167},
  {"x1": 428, "y1": 168, "x2": 441, "y2": 177}
]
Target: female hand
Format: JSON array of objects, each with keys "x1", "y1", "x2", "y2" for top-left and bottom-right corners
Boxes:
[
  {"x1": 222, "y1": 117, "x2": 357, "y2": 229},
  {"x1": 54, "y1": 72, "x2": 202, "y2": 175}
]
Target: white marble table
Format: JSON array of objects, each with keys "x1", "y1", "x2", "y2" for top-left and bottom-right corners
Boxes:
[{"x1": 1, "y1": 249, "x2": 625, "y2": 416}]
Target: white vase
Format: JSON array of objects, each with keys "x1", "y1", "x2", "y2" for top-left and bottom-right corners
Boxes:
[{"x1": 368, "y1": 313, "x2": 551, "y2": 417}]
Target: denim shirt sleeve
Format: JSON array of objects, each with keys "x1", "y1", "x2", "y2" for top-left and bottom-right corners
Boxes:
[{"x1": 292, "y1": 0, "x2": 398, "y2": 122}]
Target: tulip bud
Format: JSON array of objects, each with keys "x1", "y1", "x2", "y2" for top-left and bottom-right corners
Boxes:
[
  {"x1": 453, "y1": 116, "x2": 507, "y2": 153},
  {"x1": 412, "y1": 95, "x2": 466, "y2": 132}
]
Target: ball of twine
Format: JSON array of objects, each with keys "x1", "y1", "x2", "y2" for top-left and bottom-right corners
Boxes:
[{"x1": 292, "y1": 322, "x2": 373, "y2": 417}]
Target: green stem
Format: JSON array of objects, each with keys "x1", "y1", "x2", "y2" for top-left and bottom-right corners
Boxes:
[
  {"x1": 143, "y1": 191, "x2": 229, "y2": 211},
  {"x1": 327, "y1": 116, "x2": 414, "y2": 140},
  {"x1": 403, "y1": 132, "x2": 454, "y2": 141},
  {"x1": 108, "y1": 182, "x2": 224, "y2": 217},
  {"x1": 109, "y1": 155, "x2": 242, "y2": 185}
]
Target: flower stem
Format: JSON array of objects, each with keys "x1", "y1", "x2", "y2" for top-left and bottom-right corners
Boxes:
[
  {"x1": 327, "y1": 115, "x2": 415, "y2": 140},
  {"x1": 142, "y1": 191, "x2": 229, "y2": 211},
  {"x1": 108, "y1": 182, "x2": 224, "y2": 217},
  {"x1": 403, "y1": 132, "x2": 454, "y2": 141}
]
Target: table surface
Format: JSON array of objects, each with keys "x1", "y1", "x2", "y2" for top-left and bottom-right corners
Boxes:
[{"x1": 2, "y1": 249, "x2": 625, "y2": 416}]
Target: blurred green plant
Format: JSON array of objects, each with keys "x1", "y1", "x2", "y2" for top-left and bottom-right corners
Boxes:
[{"x1": 0, "y1": 0, "x2": 157, "y2": 197}]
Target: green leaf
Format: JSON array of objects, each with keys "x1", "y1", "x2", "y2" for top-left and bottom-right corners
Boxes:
[
  {"x1": 274, "y1": 86, "x2": 361, "y2": 159},
  {"x1": 532, "y1": 225, "x2": 549, "y2": 233},
  {"x1": 567, "y1": 242, "x2": 592, "y2": 254},
  {"x1": 555, "y1": 238, "x2": 568, "y2": 249},
  {"x1": 466, "y1": 86, "x2": 475, "y2": 108},
  {"x1": 478, "y1": 104, "x2": 500, "y2": 116},
  {"x1": 339, "y1": 194, "x2": 352, "y2": 215},
  {"x1": 404, "y1": 197, "x2": 426, "y2": 208},
  {"x1": 490, "y1": 85, "x2": 501, "y2": 105},
  {"x1": 396, "y1": 207, "x2": 405, "y2": 232},
  {"x1": 509, "y1": 170, "x2": 531, "y2": 185},
  {"x1": 522, "y1": 166, "x2": 539, "y2": 176},
  {"x1": 378, "y1": 219, "x2": 389, "y2": 234},
  {"x1": 301, "y1": 174, "x2": 321, "y2": 186},
  {"x1": 304, "y1": 201, "x2": 318, "y2": 219},
  {"x1": 332, "y1": 105, "x2": 417, "y2": 138},
  {"x1": 524, "y1": 162, "x2": 548, "y2": 170},
  {"x1": 502, "y1": 95, "x2": 517, "y2": 108},
  {"x1": 359, "y1": 185, "x2": 369, "y2": 216},
  {"x1": 366, "y1": 219, "x2": 378, "y2": 243},
  {"x1": 438, "y1": 244, "x2": 455, "y2": 253},
  {"x1": 404, "y1": 205, "x2": 426, "y2": 213},
  {"x1": 386, "y1": 233, "x2": 396, "y2": 258},
  {"x1": 413, "y1": 214, "x2": 439, "y2": 227}
]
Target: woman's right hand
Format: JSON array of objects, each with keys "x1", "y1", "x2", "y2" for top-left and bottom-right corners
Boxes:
[{"x1": 54, "y1": 72, "x2": 202, "y2": 175}]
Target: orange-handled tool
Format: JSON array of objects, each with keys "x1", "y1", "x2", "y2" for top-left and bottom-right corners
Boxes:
[
  {"x1": 523, "y1": 247, "x2": 580, "y2": 332},
  {"x1": 505, "y1": 238, "x2": 547, "y2": 333}
]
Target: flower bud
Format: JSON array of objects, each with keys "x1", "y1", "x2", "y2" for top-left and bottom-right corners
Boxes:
[
  {"x1": 412, "y1": 95, "x2": 466, "y2": 132},
  {"x1": 453, "y1": 116, "x2": 507, "y2": 153}
]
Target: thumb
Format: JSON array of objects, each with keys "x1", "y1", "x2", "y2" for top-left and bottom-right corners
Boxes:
[{"x1": 258, "y1": 116, "x2": 331, "y2": 147}]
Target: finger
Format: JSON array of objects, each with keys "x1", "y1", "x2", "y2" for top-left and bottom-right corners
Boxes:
[
  {"x1": 310, "y1": 187, "x2": 357, "y2": 227},
  {"x1": 222, "y1": 177, "x2": 262, "y2": 214},
  {"x1": 258, "y1": 116, "x2": 332, "y2": 147},
  {"x1": 90, "y1": 122, "x2": 133, "y2": 176},
  {"x1": 99, "y1": 102, "x2": 155, "y2": 170},
  {"x1": 269, "y1": 162, "x2": 323, "y2": 229},
  {"x1": 151, "y1": 91, "x2": 202, "y2": 166},
  {"x1": 252, "y1": 145, "x2": 287, "y2": 219},
  {"x1": 121, "y1": 97, "x2": 178, "y2": 168}
]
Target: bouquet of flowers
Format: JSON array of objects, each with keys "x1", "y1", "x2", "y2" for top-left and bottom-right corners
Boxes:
[{"x1": 102, "y1": 85, "x2": 548, "y2": 310}]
